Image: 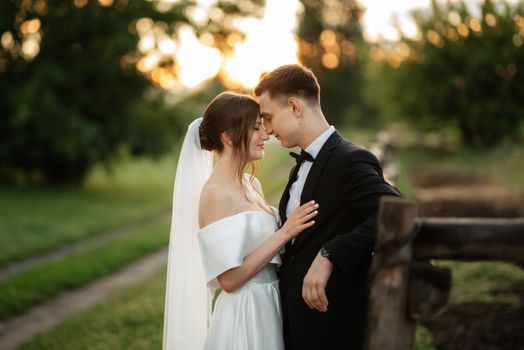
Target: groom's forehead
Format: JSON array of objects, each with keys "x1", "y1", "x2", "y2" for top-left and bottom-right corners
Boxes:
[{"x1": 259, "y1": 93, "x2": 287, "y2": 112}]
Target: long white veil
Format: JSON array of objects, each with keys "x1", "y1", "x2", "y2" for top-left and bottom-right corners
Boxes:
[{"x1": 163, "y1": 117, "x2": 213, "y2": 350}]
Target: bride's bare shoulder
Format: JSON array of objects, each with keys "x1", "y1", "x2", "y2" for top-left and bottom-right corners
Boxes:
[{"x1": 199, "y1": 182, "x2": 235, "y2": 228}]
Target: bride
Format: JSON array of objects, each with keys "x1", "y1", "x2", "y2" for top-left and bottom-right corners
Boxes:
[{"x1": 163, "y1": 92, "x2": 318, "y2": 350}]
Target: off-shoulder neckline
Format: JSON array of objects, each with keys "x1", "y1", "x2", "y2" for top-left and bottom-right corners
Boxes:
[{"x1": 199, "y1": 210, "x2": 276, "y2": 231}]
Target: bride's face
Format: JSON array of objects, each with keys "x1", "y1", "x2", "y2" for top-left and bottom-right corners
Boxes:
[{"x1": 248, "y1": 116, "x2": 269, "y2": 160}]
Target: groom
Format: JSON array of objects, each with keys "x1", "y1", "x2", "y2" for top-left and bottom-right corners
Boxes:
[{"x1": 254, "y1": 64, "x2": 400, "y2": 350}]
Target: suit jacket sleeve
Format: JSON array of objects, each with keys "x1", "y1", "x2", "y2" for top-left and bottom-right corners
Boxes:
[{"x1": 323, "y1": 148, "x2": 401, "y2": 272}]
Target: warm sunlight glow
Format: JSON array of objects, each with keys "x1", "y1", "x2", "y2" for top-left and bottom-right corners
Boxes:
[
  {"x1": 176, "y1": 26, "x2": 221, "y2": 89},
  {"x1": 221, "y1": 0, "x2": 300, "y2": 88},
  {"x1": 144, "y1": 0, "x2": 449, "y2": 89},
  {"x1": 1, "y1": 32, "x2": 14, "y2": 50},
  {"x1": 22, "y1": 38, "x2": 40, "y2": 59},
  {"x1": 321, "y1": 53, "x2": 339, "y2": 69},
  {"x1": 359, "y1": 0, "x2": 431, "y2": 41},
  {"x1": 98, "y1": 0, "x2": 114, "y2": 7},
  {"x1": 158, "y1": 37, "x2": 177, "y2": 55},
  {"x1": 74, "y1": 0, "x2": 88, "y2": 8},
  {"x1": 143, "y1": 0, "x2": 519, "y2": 89},
  {"x1": 469, "y1": 18, "x2": 482, "y2": 33},
  {"x1": 138, "y1": 33, "x2": 155, "y2": 53},
  {"x1": 20, "y1": 19, "x2": 41, "y2": 35},
  {"x1": 136, "y1": 17, "x2": 154, "y2": 34},
  {"x1": 223, "y1": 28, "x2": 298, "y2": 88}
]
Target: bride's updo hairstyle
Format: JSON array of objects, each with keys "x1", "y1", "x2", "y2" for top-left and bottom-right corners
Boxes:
[{"x1": 199, "y1": 91, "x2": 260, "y2": 184}]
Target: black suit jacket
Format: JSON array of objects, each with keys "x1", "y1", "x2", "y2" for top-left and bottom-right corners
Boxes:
[{"x1": 278, "y1": 131, "x2": 401, "y2": 350}]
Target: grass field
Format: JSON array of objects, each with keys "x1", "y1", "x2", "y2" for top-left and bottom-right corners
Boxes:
[
  {"x1": 440, "y1": 260, "x2": 523, "y2": 306},
  {"x1": 0, "y1": 153, "x2": 177, "y2": 266},
  {"x1": 393, "y1": 130, "x2": 524, "y2": 197},
  {"x1": 7, "y1": 128, "x2": 524, "y2": 349},
  {"x1": 0, "y1": 222, "x2": 169, "y2": 320},
  {"x1": 20, "y1": 269, "x2": 167, "y2": 350},
  {"x1": 0, "y1": 151, "x2": 178, "y2": 323}
]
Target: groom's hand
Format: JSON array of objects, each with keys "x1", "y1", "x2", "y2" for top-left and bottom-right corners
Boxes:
[{"x1": 302, "y1": 252, "x2": 333, "y2": 312}]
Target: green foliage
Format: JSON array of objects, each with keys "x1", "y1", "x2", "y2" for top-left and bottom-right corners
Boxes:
[
  {"x1": 0, "y1": 0, "x2": 261, "y2": 184},
  {"x1": 374, "y1": 0, "x2": 524, "y2": 147},
  {"x1": 296, "y1": 0, "x2": 374, "y2": 127},
  {"x1": 0, "y1": 221, "x2": 169, "y2": 319},
  {"x1": 1, "y1": 1, "x2": 168, "y2": 183}
]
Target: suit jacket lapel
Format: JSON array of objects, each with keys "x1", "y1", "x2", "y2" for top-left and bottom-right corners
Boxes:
[
  {"x1": 299, "y1": 132, "x2": 341, "y2": 205},
  {"x1": 289, "y1": 131, "x2": 342, "y2": 253}
]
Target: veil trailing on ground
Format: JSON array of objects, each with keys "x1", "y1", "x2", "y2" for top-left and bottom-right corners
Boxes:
[{"x1": 163, "y1": 118, "x2": 213, "y2": 350}]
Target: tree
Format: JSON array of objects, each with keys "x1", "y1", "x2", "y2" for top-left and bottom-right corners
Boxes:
[
  {"x1": 374, "y1": 0, "x2": 524, "y2": 147},
  {"x1": 0, "y1": 0, "x2": 262, "y2": 184},
  {"x1": 296, "y1": 0, "x2": 371, "y2": 127}
]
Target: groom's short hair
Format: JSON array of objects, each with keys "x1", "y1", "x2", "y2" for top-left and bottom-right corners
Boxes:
[{"x1": 254, "y1": 64, "x2": 320, "y2": 106}]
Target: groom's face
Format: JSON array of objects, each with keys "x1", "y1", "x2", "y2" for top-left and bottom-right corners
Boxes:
[{"x1": 259, "y1": 92, "x2": 299, "y2": 148}]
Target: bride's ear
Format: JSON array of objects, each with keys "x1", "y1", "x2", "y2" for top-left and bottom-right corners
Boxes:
[{"x1": 220, "y1": 131, "x2": 233, "y2": 146}]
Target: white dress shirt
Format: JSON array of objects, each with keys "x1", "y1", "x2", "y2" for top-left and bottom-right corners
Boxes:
[{"x1": 286, "y1": 126, "x2": 336, "y2": 220}]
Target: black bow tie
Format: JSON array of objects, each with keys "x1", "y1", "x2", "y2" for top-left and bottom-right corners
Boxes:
[{"x1": 289, "y1": 150, "x2": 314, "y2": 164}]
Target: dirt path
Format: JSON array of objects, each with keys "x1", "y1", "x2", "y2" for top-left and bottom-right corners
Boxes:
[
  {"x1": 0, "y1": 247, "x2": 168, "y2": 350},
  {"x1": 0, "y1": 213, "x2": 170, "y2": 282}
]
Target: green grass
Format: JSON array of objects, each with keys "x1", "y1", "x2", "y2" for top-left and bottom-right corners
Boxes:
[
  {"x1": 436, "y1": 261, "x2": 524, "y2": 306},
  {"x1": 415, "y1": 324, "x2": 437, "y2": 350},
  {"x1": 394, "y1": 141, "x2": 524, "y2": 197},
  {"x1": 20, "y1": 269, "x2": 167, "y2": 350},
  {"x1": 0, "y1": 222, "x2": 169, "y2": 320},
  {"x1": 0, "y1": 152, "x2": 177, "y2": 266}
]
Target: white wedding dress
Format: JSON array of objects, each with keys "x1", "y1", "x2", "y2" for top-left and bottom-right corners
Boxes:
[{"x1": 197, "y1": 209, "x2": 285, "y2": 350}]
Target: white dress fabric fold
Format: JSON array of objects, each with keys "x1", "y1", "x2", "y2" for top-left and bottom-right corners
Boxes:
[{"x1": 198, "y1": 210, "x2": 284, "y2": 350}]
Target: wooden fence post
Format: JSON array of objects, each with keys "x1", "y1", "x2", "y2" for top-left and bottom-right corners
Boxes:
[{"x1": 366, "y1": 197, "x2": 418, "y2": 350}]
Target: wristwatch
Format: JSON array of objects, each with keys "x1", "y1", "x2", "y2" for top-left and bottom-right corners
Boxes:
[{"x1": 320, "y1": 246, "x2": 331, "y2": 260}]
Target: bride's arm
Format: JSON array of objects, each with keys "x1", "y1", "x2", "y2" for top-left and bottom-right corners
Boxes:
[{"x1": 217, "y1": 201, "x2": 318, "y2": 293}]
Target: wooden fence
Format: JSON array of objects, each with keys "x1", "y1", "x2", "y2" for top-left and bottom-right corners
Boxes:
[{"x1": 365, "y1": 196, "x2": 524, "y2": 349}]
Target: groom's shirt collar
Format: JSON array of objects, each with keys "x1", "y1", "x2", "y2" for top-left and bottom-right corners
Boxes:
[{"x1": 304, "y1": 126, "x2": 336, "y2": 159}]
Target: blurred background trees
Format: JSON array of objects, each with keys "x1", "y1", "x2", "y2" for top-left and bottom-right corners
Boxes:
[
  {"x1": 371, "y1": 0, "x2": 524, "y2": 147},
  {"x1": 0, "y1": 0, "x2": 262, "y2": 184},
  {"x1": 1, "y1": 0, "x2": 523, "y2": 185},
  {"x1": 296, "y1": 0, "x2": 372, "y2": 127}
]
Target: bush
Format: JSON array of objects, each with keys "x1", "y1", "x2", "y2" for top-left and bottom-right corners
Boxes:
[{"x1": 374, "y1": 0, "x2": 524, "y2": 147}]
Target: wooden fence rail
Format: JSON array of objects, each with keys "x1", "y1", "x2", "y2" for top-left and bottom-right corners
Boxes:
[{"x1": 365, "y1": 197, "x2": 524, "y2": 350}]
